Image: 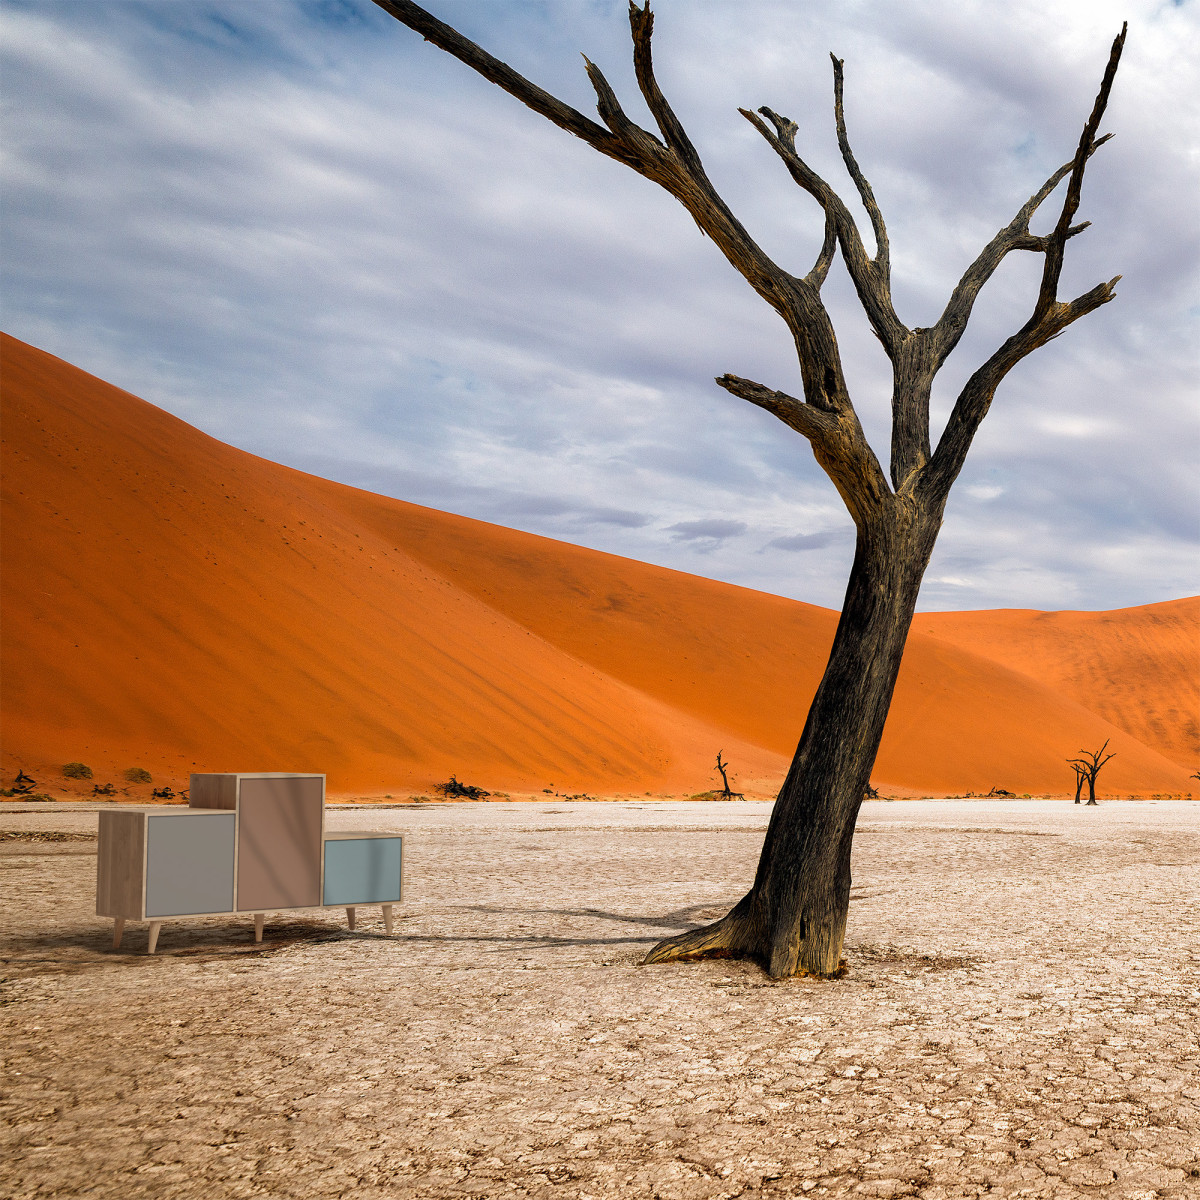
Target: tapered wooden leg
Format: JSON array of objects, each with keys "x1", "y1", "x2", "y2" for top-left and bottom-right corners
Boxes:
[
  {"x1": 254, "y1": 913, "x2": 264, "y2": 943},
  {"x1": 382, "y1": 905, "x2": 394, "y2": 935},
  {"x1": 113, "y1": 918, "x2": 125, "y2": 950},
  {"x1": 346, "y1": 907, "x2": 356, "y2": 931},
  {"x1": 147, "y1": 922, "x2": 162, "y2": 955}
]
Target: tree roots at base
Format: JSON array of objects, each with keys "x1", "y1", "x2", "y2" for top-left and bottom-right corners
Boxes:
[{"x1": 641, "y1": 916, "x2": 848, "y2": 980}]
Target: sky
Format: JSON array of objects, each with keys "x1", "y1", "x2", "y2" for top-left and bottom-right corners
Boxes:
[{"x1": 2, "y1": 0, "x2": 1197, "y2": 612}]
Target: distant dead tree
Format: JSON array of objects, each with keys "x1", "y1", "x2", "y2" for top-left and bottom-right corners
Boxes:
[
  {"x1": 373, "y1": 1, "x2": 1126, "y2": 977},
  {"x1": 1071, "y1": 761, "x2": 1087, "y2": 805},
  {"x1": 1068, "y1": 741, "x2": 1116, "y2": 806},
  {"x1": 712, "y1": 751, "x2": 743, "y2": 799}
]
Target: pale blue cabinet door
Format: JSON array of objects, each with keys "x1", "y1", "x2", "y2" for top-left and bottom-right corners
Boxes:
[
  {"x1": 323, "y1": 838, "x2": 403, "y2": 905},
  {"x1": 145, "y1": 814, "x2": 236, "y2": 916}
]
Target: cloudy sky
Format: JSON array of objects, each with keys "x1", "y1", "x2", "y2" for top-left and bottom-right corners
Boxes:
[{"x1": 3, "y1": 0, "x2": 1196, "y2": 611}]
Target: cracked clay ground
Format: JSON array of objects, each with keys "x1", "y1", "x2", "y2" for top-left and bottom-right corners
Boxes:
[{"x1": 2, "y1": 798, "x2": 1198, "y2": 1199}]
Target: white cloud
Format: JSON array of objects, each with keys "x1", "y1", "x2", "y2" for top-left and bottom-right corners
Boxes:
[{"x1": 1, "y1": 0, "x2": 1196, "y2": 611}]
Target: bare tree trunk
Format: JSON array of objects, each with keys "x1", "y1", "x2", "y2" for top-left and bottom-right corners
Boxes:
[{"x1": 646, "y1": 497, "x2": 939, "y2": 975}]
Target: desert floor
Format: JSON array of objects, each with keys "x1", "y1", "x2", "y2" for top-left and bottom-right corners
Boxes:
[{"x1": 2, "y1": 798, "x2": 1197, "y2": 1199}]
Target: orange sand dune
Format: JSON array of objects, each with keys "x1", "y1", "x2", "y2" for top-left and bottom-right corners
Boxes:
[
  {"x1": 2, "y1": 334, "x2": 1194, "y2": 797},
  {"x1": 913, "y1": 603, "x2": 1199, "y2": 772}
]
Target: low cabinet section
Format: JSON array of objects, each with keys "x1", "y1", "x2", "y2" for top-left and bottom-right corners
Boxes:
[
  {"x1": 96, "y1": 808, "x2": 236, "y2": 952},
  {"x1": 323, "y1": 833, "x2": 403, "y2": 934},
  {"x1": 146, "y1": 812, "x2": 236, "y2": 917}
]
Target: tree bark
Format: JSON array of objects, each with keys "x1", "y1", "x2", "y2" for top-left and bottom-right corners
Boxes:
[{"x1": 645, "y1": 492, "x2": 940, "y2": 976}]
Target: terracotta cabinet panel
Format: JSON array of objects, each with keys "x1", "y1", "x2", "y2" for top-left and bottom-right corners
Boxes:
[{"x1": 235, "y1": 776, "x2": 323, "y2": 911}]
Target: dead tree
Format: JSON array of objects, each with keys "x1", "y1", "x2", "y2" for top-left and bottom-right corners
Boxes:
[
  {"x1": 1071, "y1": 761, "x2": 1087, "y2": 805},
  {"x1": 714, "y1": 751, "x2": 734, "y2": 798},
  {"x1": 372, "y1": 1, "x2": 1126, "y2": 976},
  {"x1": 1068, "y1": 740, "x2": 1116, "y2": 806}
]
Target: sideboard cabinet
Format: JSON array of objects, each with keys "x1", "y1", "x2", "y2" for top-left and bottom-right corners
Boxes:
[{"x1": 96, "y1": 772, "x2": 403, "y2": 952}]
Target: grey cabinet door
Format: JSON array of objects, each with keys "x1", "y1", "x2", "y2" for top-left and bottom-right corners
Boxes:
[{"x1": 145, "y1": 814, "x2": 236, "y2": 916}]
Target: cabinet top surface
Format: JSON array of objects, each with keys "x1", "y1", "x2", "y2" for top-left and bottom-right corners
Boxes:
[
  {"x1": 106, "y1": 806, "x2": 233, "y2": 817},
  {"x1": 323, "y1": 831, "x2": 403, "y2": 841},
  {"x1": 190, "y1": 772, "x2": 326, "y2": 780}
]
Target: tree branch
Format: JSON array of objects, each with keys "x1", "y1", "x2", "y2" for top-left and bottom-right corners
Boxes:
[
  {"x1": 806, "y1": 209, "x2": 837, "y2": 289},
  {"x1": 374, "y1": 3, "x2": 792, "y2": 325},
  {"x1": 920, "y1": 273, "x2": 1120, "y2": 502},
  {"x1": 715, "y1": 374, "x2": 835, "y2": 442},
  {"x1": 717, "y1": 375, "x2": 891, "y2": 518},
  {"x1": 930, "y1": 134, "x2": 1113, "y2": 368},
  {"x1": 741, "y1": 104, "x2": 907, "y2": 357},
  {"x1": 627, "y1": 3, "x2": 706, "y2": 177},
  {"x1": 918, "y1": 27, "x2": 1126, "y2": 503},
  {"x1": 1035, "y1": 25, "x2": 1127, "y2": 322},
  {"x1": 373, "y1": 0, "x2": 637, "y2": 166},
  {"x1": 580, "y1": 55, "x2": 665, "y2": 159},
  {"x1": 831, "y1": 55, "x2": 889, "y2": 278}
]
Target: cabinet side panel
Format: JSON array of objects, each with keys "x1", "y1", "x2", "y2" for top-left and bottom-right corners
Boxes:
[
  {"x1": 145, "y1": 814, "x2": 236, "y2": 916},
  {"x1": 189, "y1": 774, "x2": 237, "y2": 810},
  {"x1": 322, "y1": 837, "x2": 403, "y2": 905},
  {"x1": 96, "y1": 811, "x2": 145, "y2": 917},
  {"x1": 236, "y1": 777, "x2": 323, "y2": 911}
]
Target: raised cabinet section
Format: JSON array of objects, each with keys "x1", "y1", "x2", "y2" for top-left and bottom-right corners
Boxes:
[
  {"x1": 234, "y1": 776, "x2": 323, "y2": 912},
  {"x1": 145, "y1": 812, "x2": 236, "y2": 917},
  {"x1": 323, "y1": 833, "x2": 403, "y2": 906}
]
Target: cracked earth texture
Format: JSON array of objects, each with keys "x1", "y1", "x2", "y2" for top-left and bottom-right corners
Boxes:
[{"x1": 1, "y1": 799, "x2": 1197, "y2": 1199}]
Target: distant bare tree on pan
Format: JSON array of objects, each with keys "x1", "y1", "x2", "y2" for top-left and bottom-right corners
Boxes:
[
  {"x1": 714, "y1": 751, "x2": 736, "y2": 799},
  {"x1": 1071, "y1": 761, "x2": 1088, "y2": 805},
  {"x1": 373, "y1": 1, "x2": 1126, "y2": 977},
  {"x1": 1069, "y1": 740, "x2": 1116, "y2": 806}
]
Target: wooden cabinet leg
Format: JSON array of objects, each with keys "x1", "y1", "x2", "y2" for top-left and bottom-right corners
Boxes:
[
  {"x1": 382, "y1": 904, "x2": 394, "y2": 935},
  {"x1": 147, "y1": 922, "x2": 162, "y2": 955},
  {"x1": 346, "y1": 906, "x2": 356, "y2": 931},
  {"x1": 254, "y1": 913, "x2": 265, "y2": 943},
  {"x1": 113, "y1": 918, "x2": 125, "y2": 950}
]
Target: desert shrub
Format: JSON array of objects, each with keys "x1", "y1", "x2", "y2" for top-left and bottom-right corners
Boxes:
[
  {"x1": 62, "y1": 762, "x2": 93, "y2": 780},
  {"x1": 123, "y1": 767, "x2": 152, "y2": 784},
  {"x1": 434, "y1": 775, "x2": 490, "y2": 799}
]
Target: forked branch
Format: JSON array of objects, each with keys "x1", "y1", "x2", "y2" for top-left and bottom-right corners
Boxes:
[
  {"x1": 1036, "y1": 25, "x2": 1127, "y2": 322},
  {"x1": 930, "y1": 134, "x2": 1113, "y2": 368},
  {"x1": 920, "y1": 25, "x2": 1127, "y2": 503},
  {"x1": 740, "y1": 101, "x2": 906, "y2": 355}
]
